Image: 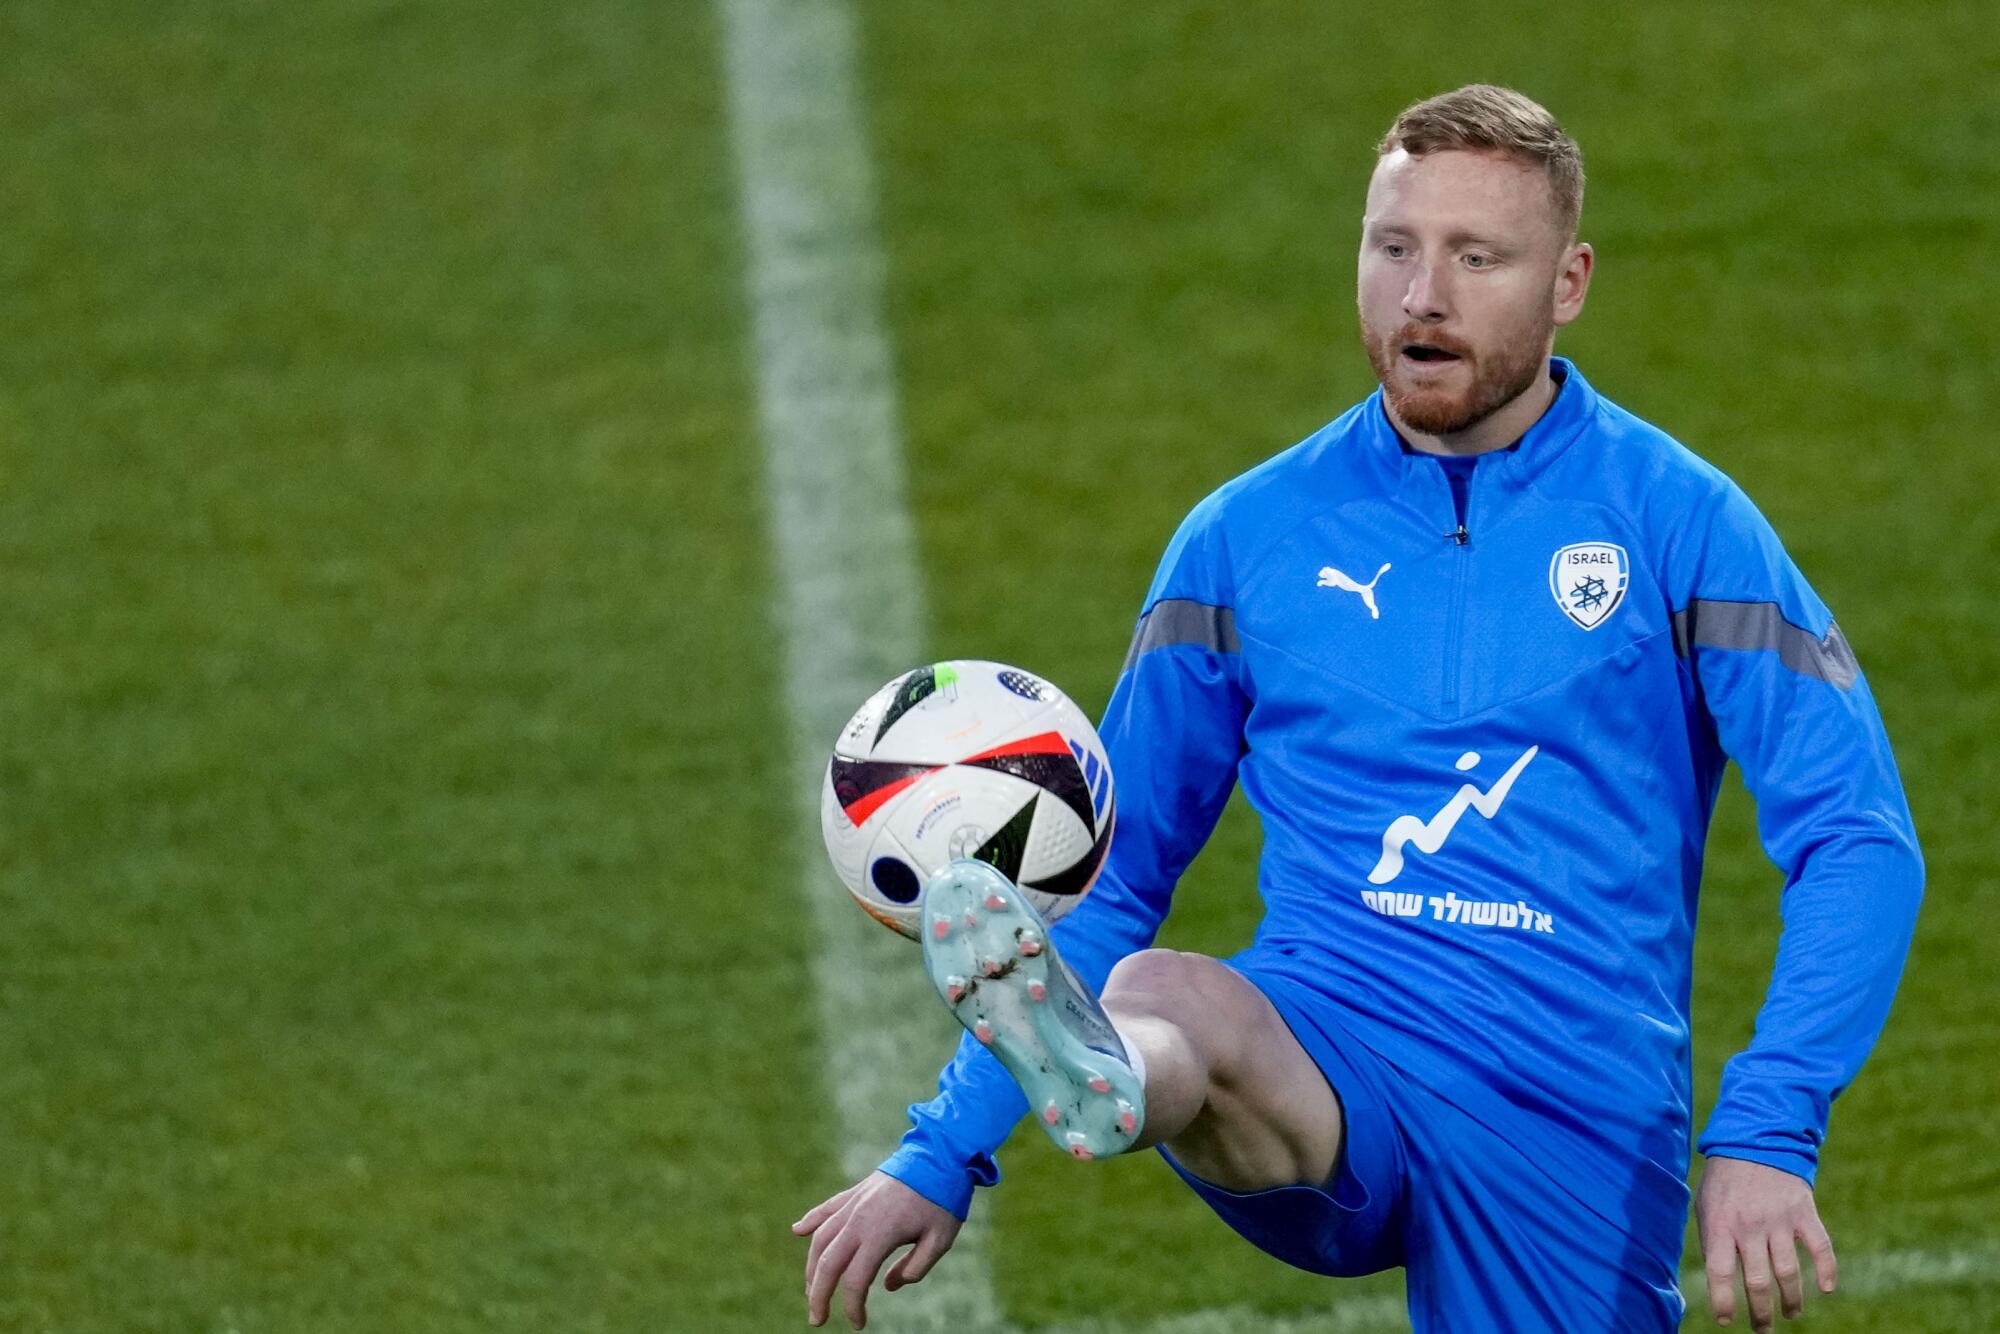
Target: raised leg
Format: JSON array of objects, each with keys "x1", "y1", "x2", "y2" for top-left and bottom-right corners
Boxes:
[
  {"x1": 1101, "y1": 948, "x2": 1344, "y2": 1192},
  {"x1": 920, "y1": 861, "x2": 1343, "y2": 1190}
]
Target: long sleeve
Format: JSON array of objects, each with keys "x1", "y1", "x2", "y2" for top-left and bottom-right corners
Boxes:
[
  {"x1": 878, "y1": 496, "x2": 1251, "y2": 1217},
  {"x1": 1677, "y1": 482, "x2": 1924, "y2": 1184}
]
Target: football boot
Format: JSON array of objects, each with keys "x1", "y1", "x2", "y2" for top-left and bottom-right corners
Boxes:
[{"x1": 918, "y1": 859, "x2": 1144, "y2": 1160}]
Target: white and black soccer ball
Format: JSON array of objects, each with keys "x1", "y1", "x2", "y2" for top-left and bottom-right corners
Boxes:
[{"x1": 820, "y1": 661, "x2": 1116, "y2": 940}]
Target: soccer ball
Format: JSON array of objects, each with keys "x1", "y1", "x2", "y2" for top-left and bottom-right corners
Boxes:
[{"x1": 820, "y1": 661, "x2": 1116, "y2": 940}]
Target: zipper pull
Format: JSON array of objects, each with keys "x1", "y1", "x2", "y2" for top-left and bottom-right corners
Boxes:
[{"x1": 1446, "y1": 524, "x2": 1470, "y2": 546}]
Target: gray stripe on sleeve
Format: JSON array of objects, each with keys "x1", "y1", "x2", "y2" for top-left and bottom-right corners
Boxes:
[
  {"x1": 1671, "y1": 598, "x2": 1859, "y2": 690},
  {"x1": 1122, "y1": 599, "x2": 1239, "y2": 672}
]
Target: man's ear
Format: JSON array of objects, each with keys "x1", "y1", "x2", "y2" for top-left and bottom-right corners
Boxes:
[{"x1": 1554, "y1": 242, "x2": 1594, "y2": 328}]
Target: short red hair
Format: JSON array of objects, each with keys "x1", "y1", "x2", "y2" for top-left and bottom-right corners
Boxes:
[{"x1": 1379, "y1": 85, "x2": 1585, "y2": 239}]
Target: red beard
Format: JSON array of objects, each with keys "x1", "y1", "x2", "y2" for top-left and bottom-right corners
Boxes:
[{"x1": 1362, "y1": 315, "x2": 1552, "y2": 437}]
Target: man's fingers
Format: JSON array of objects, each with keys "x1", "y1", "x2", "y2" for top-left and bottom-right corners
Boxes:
[
  {"x1": 1739, "y1": 1235, "x2": 1777, "y2": 1333},
  {"x1": 794, "y1": 1184, "x2": 857, "y2": 1235},
  {"x1": 883, "y1": 1228, "x2": 951, "y2": 1292},
  {"x1": 796, "y1": 1172, "x2": 957, "y2": 1325},
  {"x1": 806, "y1": 1231, "x2": 859, "y2": 1328},
  {"x1": 804, "y1": 1206, "x2": 847, "y2": 1299},
  {"x1": 1768, "y1": 1233, "x2": 1805, "y2": 1319},
  {"x1": 1801, "y1": 1216, "x2": 1838, "y2": 1294},
  {"x1": 840, "y1": 1244, "x2": 892, "y2": 1330},
  {"x1": 1702, "y1": 1232, "x2": 1738, "y2": 1324}
]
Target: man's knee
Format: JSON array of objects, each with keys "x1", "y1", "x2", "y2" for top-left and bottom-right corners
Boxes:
[
  {"x1": 1104, "y1": 949, "x2": 1260, "y2": 1050},
  {"x1": 1104, "y1": 947, "x2": 1194, "y2": 996},
  {"x1": 1106, "y1": 949, "x2": 1235, "y2": 1018}
]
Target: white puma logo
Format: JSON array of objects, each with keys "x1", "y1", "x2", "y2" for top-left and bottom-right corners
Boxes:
[
  {"x1": 1368, "y1": 747, "x2": 1540, "y2": 885},
  {"x1": 1317, "y1": 562, "x2": 1392, "y2": 619}
]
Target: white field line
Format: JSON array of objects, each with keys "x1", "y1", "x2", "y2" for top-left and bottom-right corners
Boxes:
[
  {"x1": 1683, "y1": 1243, "x2": 2000, "y2": 1306},
  {"x1": 717, "y1": 0, "x2": 1010, "y2": 1330}
]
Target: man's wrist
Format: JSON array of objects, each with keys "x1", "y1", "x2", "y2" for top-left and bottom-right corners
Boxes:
[
  {"x1": 1700, "y1": 1145, "x2": 1818, "y2": 1188},
  {"x1": 878, "y1": 1141, "x2": 997, "y2": 1221}
]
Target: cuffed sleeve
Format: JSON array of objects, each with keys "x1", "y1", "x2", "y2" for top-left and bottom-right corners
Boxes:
[{"x1": 1679, "y1": 483, "x2": 1924, "y2": 1181}]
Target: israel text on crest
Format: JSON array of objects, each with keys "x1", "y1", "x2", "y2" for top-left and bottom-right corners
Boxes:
[{"x1": 1549, "y1": 542, "x2": 1630, "y2": 630}]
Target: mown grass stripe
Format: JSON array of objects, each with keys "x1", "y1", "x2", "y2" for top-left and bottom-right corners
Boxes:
[
  {"x1": 715, "y1": 0, "x2": 1009, "y2": 1329},
  {"x1": 1043, "y1": 1244, "x2": 2000, "y2": 1333}
]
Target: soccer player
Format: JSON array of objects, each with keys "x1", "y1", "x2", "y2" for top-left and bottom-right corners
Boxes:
[{"x1": 794, "y1": 84, "x2": 1922, "y2": 1332}]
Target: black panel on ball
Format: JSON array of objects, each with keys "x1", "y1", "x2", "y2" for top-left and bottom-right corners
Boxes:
[
  {"x1": 829, "y1": 754, "x2": 933, "y2": 809},
  {"x1": 972, "y1": 795, "x2": 1037, "y2": 883},
  {"x1": 872, "y1": 665, "x2": 940, "y2": 745},
  {"x1": 960, "y1": 751, "x2": 1095, "y2": 836}
]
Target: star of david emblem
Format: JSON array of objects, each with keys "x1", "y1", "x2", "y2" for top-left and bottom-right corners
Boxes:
[{"x1": 1549, "y1": 543, "x2": 1630, "y2": 630}]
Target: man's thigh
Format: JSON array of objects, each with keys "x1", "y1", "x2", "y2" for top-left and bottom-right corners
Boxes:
[
  {"x1": 1102, "y1": 948, "x2": 1345, "y2": 1191},
  {"x1": 1139, "y1": 953, "x2": 1411, "y2": 1280}
]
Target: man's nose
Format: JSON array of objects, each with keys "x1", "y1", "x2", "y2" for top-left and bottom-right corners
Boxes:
[{"x1": 1402, "y1": 260, "x2": 1449, "y2": 323}]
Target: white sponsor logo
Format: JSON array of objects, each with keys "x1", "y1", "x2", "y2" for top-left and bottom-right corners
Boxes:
[
  {"x1": 1316, "y1": 562, "x2": 1392, "y2": 619},
  {"x1": 1549, "y1": 541, "x2": 1629, "y2": 630},
  {"x1": 1360, "y1": 888, "x2": 1555, "y2": 934},
  {"x1": 1368, "y1": 746, "x2": 1538, "y2": 884}
]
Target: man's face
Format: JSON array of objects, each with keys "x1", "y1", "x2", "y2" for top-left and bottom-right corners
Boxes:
[{"x1": 1357, "y1": 147, "x2": 1582, "y2": 437}]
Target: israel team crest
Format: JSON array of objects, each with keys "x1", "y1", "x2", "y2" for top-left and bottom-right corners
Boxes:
[{"x1": 1549, "y1": 542, "x2": 1629, "y2": 630}]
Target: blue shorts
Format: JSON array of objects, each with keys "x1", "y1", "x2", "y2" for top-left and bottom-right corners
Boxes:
[{"x1": 1158, "y1": 953, "x2": 1686, "y2": 1333}]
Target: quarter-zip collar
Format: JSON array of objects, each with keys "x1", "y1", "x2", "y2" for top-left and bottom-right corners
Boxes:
[{"x1": 1355, "y1": 356, "x2": 1599, "y2": 497}]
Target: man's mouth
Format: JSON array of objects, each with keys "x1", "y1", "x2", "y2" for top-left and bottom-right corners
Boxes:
[{"x1": 1399, "y1": 342, "x2": 1463, "y2": 364}]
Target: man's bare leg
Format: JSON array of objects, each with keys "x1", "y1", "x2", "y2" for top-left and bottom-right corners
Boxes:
[
  {"x1": 1102, "y1": 948, "x2": 1344, "y2": 1192},
  {"x1": 921, "y1": 860, "x2": 1344, "y2": 1190}
]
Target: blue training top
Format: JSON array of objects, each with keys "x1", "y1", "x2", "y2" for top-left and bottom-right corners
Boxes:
[{"x1": 881, "y1": 359, "x2": 1923, "y2": 1242}]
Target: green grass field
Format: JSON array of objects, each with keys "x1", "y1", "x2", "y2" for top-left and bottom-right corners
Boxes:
[{"x1": 2, "y1": 3, "x2": 1995, "y2": 1330}]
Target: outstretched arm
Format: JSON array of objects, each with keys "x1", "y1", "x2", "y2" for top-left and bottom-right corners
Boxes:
[{"x1": 1672, "y1": 481, "x2": 1923, "y2": 1328}]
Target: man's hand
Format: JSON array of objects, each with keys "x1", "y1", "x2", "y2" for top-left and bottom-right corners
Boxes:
[
  {"x1": 1696, "y1": 1156, "x2": 1838, "y2": 1331},
  {"x1": 793, "y1": 1170, "x2": 961, "y2": 1329}
]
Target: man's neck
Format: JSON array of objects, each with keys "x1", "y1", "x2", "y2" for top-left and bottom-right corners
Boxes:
[{"x1": 1391, "y1": 365, "x2": 1557, "y2": 458}]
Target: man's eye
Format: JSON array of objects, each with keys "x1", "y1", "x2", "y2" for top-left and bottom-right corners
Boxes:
[
  {"x1": 1465, "y1": 253, "x2": 1492, "y2": 269},
  {"x1": 1384, "y1": 244, "x2": 1407, "y2": 259}
]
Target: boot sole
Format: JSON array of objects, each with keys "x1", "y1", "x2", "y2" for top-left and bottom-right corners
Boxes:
[{"x1": 919, "y1": 860, "x2": 1142, "y2": 1160}]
